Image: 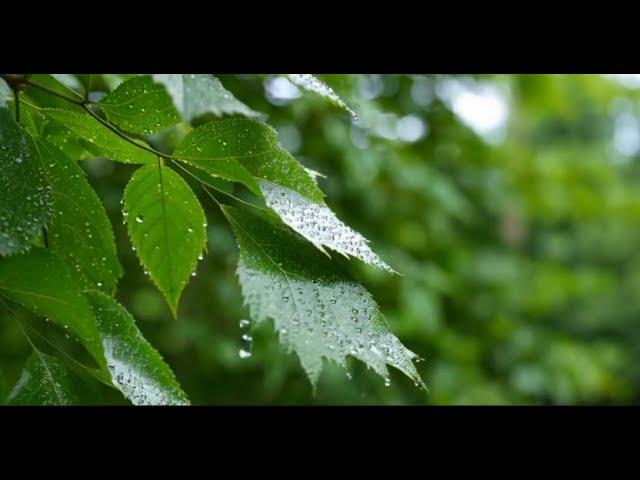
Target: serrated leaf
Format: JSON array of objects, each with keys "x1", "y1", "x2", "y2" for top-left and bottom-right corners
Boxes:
[
  {"x1": 286, "y1": 74, "x2": 355, "y2": 116},
  {"x1": 173, "y1": 117, "x2": 318, "y2": 199},
  {"x1": 7, "y1": 351, "x2": 101, "y2": 405},
  {"x1": 175, "y1": 117, "x2": 393, "y2": 271},
  {"x1": 0, "y1": 248, "x2": 103, "y2": 362},
  {"x1": 260, "y1": 180, "x2": 395, "y2": 273},
  {"x1": 100, "y1": 76, "x2": 180, "y2": 136},
  {"x1": 38, "y1": 108, "x2": 156, "y2": 164},
  {"x1": 223, "y1": 206, "x2": 423, "y2": 388},
  {"x1": 123, "y1": 164, "x2": 206, "y2": 316},
  {"x1": 153, "y1": 74, "x2": 261, "y2": 122},
  {"x1": 0, "y1": 108, "x2": 52, "y2": 256},
  {"x1": 86, "y1": 290, "x2": 190, "y2": 405},
  {"x1": 25, "y1": 133, "x2": 123, "y2": 293}
]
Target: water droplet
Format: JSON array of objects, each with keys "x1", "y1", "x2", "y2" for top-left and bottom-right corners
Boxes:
[{"x1": 135, "y1": 214, "x2": 144, "y2": 223}]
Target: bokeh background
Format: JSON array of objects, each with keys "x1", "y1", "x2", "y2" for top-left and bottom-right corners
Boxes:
[{"x1": 4, "y1": 73, "x2": 640, "y2": 405}]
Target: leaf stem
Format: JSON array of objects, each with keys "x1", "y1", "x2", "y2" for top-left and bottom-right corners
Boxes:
[{"x1": 13, "y1": 89, "x2": 20, "y2": 122}]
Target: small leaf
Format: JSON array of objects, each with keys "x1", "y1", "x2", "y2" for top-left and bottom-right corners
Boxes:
[
  {"x1": 224, "y1": 206, "x2": 424, "y2": 388},
  {"x1": 26, "y1": 133, "x2": 123, "y2": 293},
  {"x1": 123, "y1": 164, "x2": 206, "y2": 316},
  {"x1": 153, "y1": 74, "x2": 261, "y2": 122},
  {"x1": 0, "y1": 108, "x2": 52, "y2": 256},
  {"x1": 0, "y1": 78, "x2": 10, "y2": 107},
  {"x1": 286, "y1": 74, "x2": 355, "y2": 116},
  {"x1": 260, "y1": 180, "x2": 395, "y2": 273},
  {"x1": 100, "y1": 76, "x2": 181, "y2": 136},
  {"x1": 86, "y1": 290, "x2": 190, "y2": 405},
  {"x1": 173, "y1": 117, "x2": 318, "y2": 199},
  {"x1": 7, "y1": 351, "x2": 101, "y2": 405},
  {"x1": 0, "y1": 248, "x2": 103, "y2": 362},
  {"x1": 38, "y1": 108, "x2": 156, "y2": 164}
]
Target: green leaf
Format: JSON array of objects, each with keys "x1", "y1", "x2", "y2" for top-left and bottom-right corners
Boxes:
[
  {"x1": 86, "y1": 290, "x2": 190, "y2": 405},
  {"x1": 100, "y1": 76, "x2": 180, "y2": 136},
  {"x1": 0, "y1": 108, "x2": 52, "y2": 256},
  {"x1": 7, "y1": 351, "x2": 101, "y2": 405},
  {"x1": 260, "y1": 180, "x2": 395, "y2": 273},
  {"x1": 25, "y1": 133, "x2": 123, "y2": 293},
  {"x1": 153, "y1": 74, "x2": 261, "y2": 122},
  {"x1": 173, "y1": 117, "x2": 316, "y2": 198},
  {"x1": 123, "y1": 164, "x2": 206, "y2": 316},
  {"x1": 174, "y1": 117, "x2": 394, "y2": 271},
  {"x1": 23, "y1": 74, "x2": 85, "y2": 112},
  {"x1": 286, "y1": 74, "x2": 355, "y2": 116},
  {"x1": 223, "y1": 206, "x2": 424, "y2": 388},
  {"x1": 0, "y1": 248, "x2": 103, "y2": 363},
  {"x1": 38, "y1": 108, "x2": 156, "y2": 164}
]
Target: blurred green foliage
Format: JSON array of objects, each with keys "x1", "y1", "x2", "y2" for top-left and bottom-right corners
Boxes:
[{"x1": 3, "y1": 73, "x2": 640, "y2": 404}]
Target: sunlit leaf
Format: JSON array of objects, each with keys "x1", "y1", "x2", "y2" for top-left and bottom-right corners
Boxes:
[
  {"x1": 153, "y1": 74, "x2": 261, "y2": 122},
  {"x1": 224, "y1": 206, "x2": 423, "y2": 388},
  {"x1": 86, "y1": 290, "x2": 190, "y2": 405},
  {"x1": 286, "y1": 74, "x2": 355, "y2": 116}
]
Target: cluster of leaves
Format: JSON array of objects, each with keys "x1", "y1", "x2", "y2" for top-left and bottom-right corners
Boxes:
[{"x1": 0, "y1": 73, "x2": 424, "y2": 405}]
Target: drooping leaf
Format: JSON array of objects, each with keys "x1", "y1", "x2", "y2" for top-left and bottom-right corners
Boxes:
[
  {"x1": 223, "y1": 206, "x2": 424, "y2": 388},
  {"x1": 173, "y1": 117, "x2": 316, "y2": 199},
  {"x1": 286, "y1": 74, "x2": 355, "y2": 116},
  {"x1": 25, "y1": 133, "x2": 123, "y2": 293},
  {"x1": 86, "y1": 290, "x2": 190, "y2": 405},
  {"x1": 175, "y1": 117, "x2": 394, "y2": 271},
  {"x1": 260, "y1": 180, "x2": 395, "y2": 273},
  {"x1": 0, "y1": 108, "x2": 52, "y2": 256},
  {"x1": 7, "y1": 351, "x2": 101, "y2": 405},
  {"x1": 23, "y1": 74, "x2": 85, "y2": 113},
  {"x1": 123, "y1": 164, "x2": 206, "y2": 316},
  {"x1": 0, "y1": 248, "x2": 103, "y2": 362},
  {"x1": 37, "y1": 108, "x2": 156, "y2": 164},
  {"x1": 100, "y1": 76, "x2": 180, "y2": 136},
  {"x1": 152, "y1": 74, "x2": 261, "y2": 122}
]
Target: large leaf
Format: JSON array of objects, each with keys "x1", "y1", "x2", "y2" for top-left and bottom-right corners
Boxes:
[
  {"x1": 152, "y1": 74, "x2": 260, "y2": 122},
  {"x1": 0, "y1": 108, "x2": 52, "y2": 256},
  {"x1": 100, "y1": 76, "x2": 180, "y2": 136},
  {"x1": 286, "y1": 74, "x2": 355, "y2": 116},
  {"x1": 175, "y1": 117, "x2": 394, "y2": 271},
  {"x1": 123, "y1": 164, "x2": 206, "y2": 316},
  {"x1": 223, "y1": 206, "x2": 424, "y2": 388},
  {"x1": 25, "y1": 133, "x2": 123, "y2": 293},
  {"x1": 86, "y1": 291, "x2": 189, "y2": 405},
  {"x1": 6, "y1": 351, "x2": 101, "y2": 405},
  {"x1": 0, "y1": 248, "x2": 103, "y2": 362},
  {"x1": 37, "y1": 108, "x2": 156, "y2": 164},
  {"x1": 173, "y1": 117, "x2": 316, "y2": 199}
]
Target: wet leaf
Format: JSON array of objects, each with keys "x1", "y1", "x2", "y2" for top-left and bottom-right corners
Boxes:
[
  {"x1": 0, "y1": 108, "x2": 52, "y2": 256},
  {"x1": 123, "y1": 164, "x2": 206, "y2": 316},
  {"x1": 100, "y1": 76, "x2": 180, "y2": 136},
  {"x1": 224, "y1": 206, "x2": 423, "y2": 388},
  {"x1": 87, "y1": 290, "x2": 190, "y2": 405}
]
